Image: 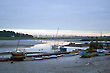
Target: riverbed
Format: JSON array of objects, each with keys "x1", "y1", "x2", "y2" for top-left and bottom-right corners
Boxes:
[{"x1": 0, "y1": 55, "x2": 110, "y2": 73}]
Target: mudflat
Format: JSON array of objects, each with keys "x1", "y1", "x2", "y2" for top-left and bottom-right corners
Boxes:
[{"x1": 0, "y1": 55, "x2": 110, "y2": 73}]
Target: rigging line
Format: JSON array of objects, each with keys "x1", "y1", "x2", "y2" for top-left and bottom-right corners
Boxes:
[
  {"x1": 16, "y1": 39, "x2": 20, "y2": 51},
  {"x1": 16, "y1": 34, "x2": 21, "y2": 51},
  {"x1": 56, "y1": 24, "x2": 60, "y2": 39},
  {"x1": 55, "y1": 25, "x2": 60, "y2": 45},
  {"x1": 56, "y1": 27, "x2": 59, "y2": 39}
]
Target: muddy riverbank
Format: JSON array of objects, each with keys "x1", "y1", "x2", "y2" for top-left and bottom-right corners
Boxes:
[{"x1": 0, "y1": 55, "x2": 110, "y2": 73}]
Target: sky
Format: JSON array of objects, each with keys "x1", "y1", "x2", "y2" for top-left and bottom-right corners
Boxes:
[{"x1": 0, "y1": 0, "x2": 110, "y2": 36}]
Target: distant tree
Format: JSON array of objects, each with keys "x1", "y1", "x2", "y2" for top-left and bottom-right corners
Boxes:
[{"x1": 0, "y1": 30, "x2": 33, "y2": 38}]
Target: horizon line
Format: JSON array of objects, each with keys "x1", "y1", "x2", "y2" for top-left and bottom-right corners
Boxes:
[{"x1": 0, "y1": 29, "x2": 110, "y2": 36}]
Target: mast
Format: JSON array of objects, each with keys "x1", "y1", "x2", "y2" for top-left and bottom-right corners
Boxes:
[
  {"x1": 16, "y1": 39, "x2": 20, "y2": 51},
  {"x1": 52, "y1": 25, "x2": 60, "y2": 51},
  {"x1": 100, "y1": 32, "x2": 102, "y2": 38},
  {"x1": 56, "y1": 27, "x2": 59, "y2": 39},
  {"x1": 55, "y1": 24, "x2": 60, "y2": 44},
  {"x1": 16, "y1": 33, "x2": 21, "y2": 51}
]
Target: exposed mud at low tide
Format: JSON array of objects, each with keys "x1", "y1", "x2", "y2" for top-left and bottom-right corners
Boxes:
[{"x1": 0, "y1": 55, "x2": 110, "y2": 73}]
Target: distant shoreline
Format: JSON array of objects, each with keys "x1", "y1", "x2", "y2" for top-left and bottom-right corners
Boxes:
[
  {"x1": 0, "y1": 37, "x2": 79, "y2": 40},
  {"x1": 0, "y1": 37, "x2": 110, "y2": 41},
  {"x1": 0, "y1": 37, "x2": 36, "y2": 40},
  {"x1": 81, "y1": 38, "x2": 110, "y2": 41}
]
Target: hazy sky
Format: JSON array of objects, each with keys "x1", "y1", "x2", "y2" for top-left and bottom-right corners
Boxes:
[{"x1": 0, "y1": 0, "x2": 110, "y2": 36}]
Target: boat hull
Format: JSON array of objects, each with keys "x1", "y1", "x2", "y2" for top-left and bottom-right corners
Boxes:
[
  {"x1": 11, "y1": 52, "x2": 25, "y2": 61},
  {"x1": 11, "y1": 56, "x2": 25, "y2": 61}
]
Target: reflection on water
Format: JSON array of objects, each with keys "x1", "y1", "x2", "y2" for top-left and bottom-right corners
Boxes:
[
  {"x1": 25, "y1": 44, "x2": 55, "y2": 53},
  {"x1": 0, "y1": 39, "x2": 89, "y2": 57},
  {"x1": 0, "y1": 39, "x2": 89, "y2": 53},
  {"x1": 0, "y1": 45, "x2": 35, "y2": 53},
  {"x1": 25, "y1": 40, "x2": 88, "y2": 53},
  {"x1": 0, "y1": 40, "x2": 43, "y2": 53}
]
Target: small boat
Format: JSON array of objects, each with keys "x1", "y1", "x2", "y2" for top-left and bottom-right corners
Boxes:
[
  {"x1": 98, "y1": 53, "x2": 105, "y2": 56},
  {"x1": 61, "y1": 54, "x2": 66, "y2": 56},
  {"x1": 74, "y1": 53, "x2": 79, "y2": 55},
  {"x1": 42, "y1": 56, "x2": 51, "y2": 59},
  {"x1": 0, "y1": 58, "x2": 9, "y2": 62},
  {"x1": 80, "y1": 51, "x2": 91, "y2": 58},
  {"x1": 51, "y1": 44, "x2": 59, "y2": 50},
  {"x1": 60, "y1": 46, "x2": 67, "y2": 52},
  {"x1": 57, "y1": 55, "x2": 62, "y2": 57},
  {"x1": 68, "y1": 53, "x2": 75, "y2": 56},
  {"x1": 11, "y1": 51, "x2": 25, "y2": 56},
  {"x1": 61, "y1": 53, "x2": 74, "y2": 57},
  {"x1": 34, "y1": 57, "x2": 43, "y2": 60},
  {"x1": 49, "y1": 55, "x2": 57, "y2": 58},
  {"x1": 51, "y1": 26, "x2": 61, "y2": 51},
  {"x1": 90, "y1": 52, "x2": 98, "y2": 57},
  {"x1": 11, "y1": 39, "x2": 26, "y2": 61},
  {"x1": 11, "y1": 50, "x2": 25, "y2": 61}
]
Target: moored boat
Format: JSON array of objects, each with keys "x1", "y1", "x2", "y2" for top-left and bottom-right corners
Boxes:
[
  {"x1": 80, "y1": 51, "x2": 91, "y2": 58},
  {"x1": 42, "y1": 56, "x2": 51, "y2": 59},
  {"x1": 0, "y1": 58, "x2": 9, "y2": 62},
  {"x1": 51, "y1": 44, "x2": 59, "y2": 50},
  {"x1": 11, "y1": 50, "x2": 25, "y2": 61},
  {"x1": 34, "y1": 57, "x2": 43, "y2": 60},
  {"x1": 49, "y1": 55, "x2": 57, "y2": 58}
]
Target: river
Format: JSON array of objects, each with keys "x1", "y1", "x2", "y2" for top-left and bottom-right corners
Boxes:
[{"x1": 0, "y1": 39, "x2": 89, "y2": 58}]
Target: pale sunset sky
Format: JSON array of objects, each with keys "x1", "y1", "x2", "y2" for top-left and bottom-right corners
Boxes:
[{"x1": 0, "y1": 0, "x2": 110, "y2": 36}]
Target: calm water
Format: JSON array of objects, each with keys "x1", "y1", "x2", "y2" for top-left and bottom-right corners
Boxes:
[{"x1": 0, "y1": 39, "x2": 89, "y2": 58}]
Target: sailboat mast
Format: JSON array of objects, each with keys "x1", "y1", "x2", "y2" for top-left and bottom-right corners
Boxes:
[
  {"x1": 56, "y1": 27, "x2": 59, "y2": 39},
  {"x1": 16, "y1": 34, "x2": 21, "y2": 51},
  {"x1": 16, "y1": 39, "x2": 20, "y2": 51},
  {"x1": 101, "y1": 32, "x2": 102, "y2": 37}
]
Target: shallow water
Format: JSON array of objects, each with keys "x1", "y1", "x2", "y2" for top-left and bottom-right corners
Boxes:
[{"x1": 0, "y1": 39, "x2": 88, "y2": 58}]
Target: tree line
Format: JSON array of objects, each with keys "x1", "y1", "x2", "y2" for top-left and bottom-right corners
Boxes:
[{"x1": 0, "y1": 30, "x2": 33, "y2": 38}]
